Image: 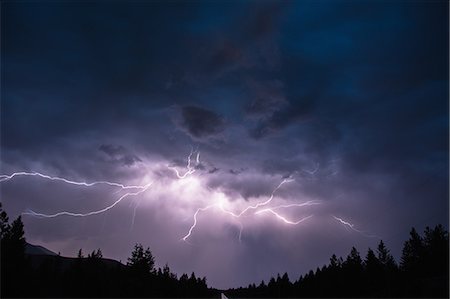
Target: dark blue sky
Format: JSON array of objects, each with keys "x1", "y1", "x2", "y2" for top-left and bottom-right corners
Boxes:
[{"x1": 1, "y1": 0, "x2": 448, "y2": 289}]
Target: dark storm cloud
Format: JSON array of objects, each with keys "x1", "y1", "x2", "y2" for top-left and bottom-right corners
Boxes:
[
  {"x1": 228, "y1": 167, "x2": 246, "y2": 175},
  {"x1": 176, "y1": 105, "x2": 226, "y2": 139},
  {"x1": 245, "y1": 79, "x2": 287, "y2": 117},
  {"x1": 208, "y1": 167, "x2": 220, "y2": 174},
  {"x1": 246, "y1": 97, "x2": 282, "y2": 116},
  {"x1": 1, "y1": 0, "x2": 448, "y2": 290},
  {"x1": 249, "y1": 98, "x2": 315, "y2": 139},
  {"x1": 207, "y1": 174, "x2": 277, "y2": 200},
  {"x1": 98, "y1": 144, "x2": 141, "y2": 167}
]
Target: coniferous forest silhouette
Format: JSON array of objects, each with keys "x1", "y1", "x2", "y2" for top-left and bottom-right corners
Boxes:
[{"x1": 0, "y1": 203, "x2": 448, "y2": 298}]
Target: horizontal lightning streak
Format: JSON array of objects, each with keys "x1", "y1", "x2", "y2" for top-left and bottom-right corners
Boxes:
[
  {"x1": 3, "y1": 149, "x2": 197, "y2": 221},
  {"x1": 23, "y1": 182, "x2": 153, "y2": 218},
  {"x1": 0, "y1": 172, "x2": 145, "y2": 190},
  {"x1": 263, "y1": 201, "x2": 322, "y2": 210},
  {"x1": 256, "y1": 210, "x2": 313, "y2": 225}
]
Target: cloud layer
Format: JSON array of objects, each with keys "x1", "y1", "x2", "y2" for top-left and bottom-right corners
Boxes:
[{"x1": 1, "y1": 0, "x2": 448, "y2": 289}]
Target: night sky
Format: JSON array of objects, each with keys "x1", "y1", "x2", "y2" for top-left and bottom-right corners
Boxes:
[{"x1": 1, "y1": 0, "x2": 448, "y2": 289}]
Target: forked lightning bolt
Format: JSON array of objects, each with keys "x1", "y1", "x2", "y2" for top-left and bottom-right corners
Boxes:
[
  {"x1": 181, "y1": 178, "x2": 320, "y2": 242},
  {"x1": 0, "y1": 170, "x2": 152, "y2": 219},
  {"x1": 1, "y1": 149, "x2": 199, "y2": 220},
  {"x1": 232, "y1": 178, "x2": 295, "y2": 217},
  {"x1": 254, "y1": 201, "x2": 321, "y2": 225},
  {"x1": 1, "y1": 150, "x2": 377, "y2": 243},
  {"x1": 259, "y1": 201, "x2": 321, "y2": 211},
  {"x1": 0, "y1": 172, "x2": 146, "y2": 190},
  {"x1": 168, "y1": 149, "x2": 200, "y2": 179},
  {"x1": 23, "y1": 183, "x2": 153, "y2": 218},
  {"x1": 181, "y1": 178, "x2": 294, "y2": 241},
  {"x1": 256, "y1": 210, "x2": 313, "y2": 225}
]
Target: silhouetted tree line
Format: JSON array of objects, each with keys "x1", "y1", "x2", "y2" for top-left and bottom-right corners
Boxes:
[
  {"x1": 0, "y1": 203, "x2": 213, "y2": 298},
  {"x1": 227, "y1": 225, "x2": 449, "y2": 298},
  {"x1": 1, "y1": 203, "x2": 27, "y2": 297},
  {"x1": 1, "y1": 202, "x2": 448, "y2": 298}
]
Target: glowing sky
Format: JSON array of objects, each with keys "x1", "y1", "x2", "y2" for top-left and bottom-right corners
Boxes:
[{"x1": 1, "y1": 0, "x2": 448, "y2": 289}]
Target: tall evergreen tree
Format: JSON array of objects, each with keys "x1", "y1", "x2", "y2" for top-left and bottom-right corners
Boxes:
[
  {"x1": 127, "y1": 243, "x2": 155, "y2": 275},
  {"x1": 0, "y1": 202, "x2": 10, "y2": 239},
  {"x1": 364, "y1": 248, "x2": 381, "y2": 272},
  {"x1": 364, "y1": 248, "x2": 382, "y2": 294},
  {"x1": 329, "y1": 254, "x2": 341, "y2": 269},
  {"x1": 344, "y1": 247, "x2": 363, "y2": 269},
  {"x1": 0, "y1": 211, "x2": 27, "y2": 297},
  {"x1": 400, "y1": 227, "x2": 424, "y2": 275},
  {"x1": 422, "y1": 224, "x2": 449, "y2": 277},
  {"x1": 343, "y1": 247, "x2": 363, "y2": 296},
  {"x1": 377, "y1": 240, "x2": 397, "y2": 270}
]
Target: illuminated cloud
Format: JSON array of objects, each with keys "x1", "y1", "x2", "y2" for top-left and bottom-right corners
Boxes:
[{"x1": 1, "y1": 0, "x2": 447, "y2": 290}]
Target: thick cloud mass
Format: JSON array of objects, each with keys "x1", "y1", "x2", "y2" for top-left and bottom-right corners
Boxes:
[
  {"x1": 1, "y1": 0, "x2": 448, "y2": 289},
  {"x1": 178, "y1": 106, "x2": 226, "y2": 139},
  {"x1": 99, "y1": 144, "x2": 142, "y2": 166}
]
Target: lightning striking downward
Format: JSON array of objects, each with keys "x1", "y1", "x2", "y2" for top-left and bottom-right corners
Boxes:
[
  {"x1": 181, "y1": 204, "x2": 217, "y2": 243},
  {"x1": 181, "y1": 178, "x2": 294, "y2": 241},
  {"x1": 181, "y1": 178, "x2": 320, "y2": 242}
]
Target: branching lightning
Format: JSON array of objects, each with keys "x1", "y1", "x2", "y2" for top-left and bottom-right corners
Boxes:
[
  {"x1": 258, "y1": 201, "x2": 321, "y2": 211},
  {"x1": 23, "y1": 182, "x2": 153, "y2": 218},
  {"x1": 0, "y1": 170, "x2": 152, "y2": 221},
  {"x1": 0, "y1": 172, "x2": 145, "y2": 190},
  {"x1": 253, "y1": 201, "x2": 320, "y2": 225},
  {"x1": 1, "y1": 150, "x2": 377, "y2": 244},
  {"x1": 233, "y1": 178, "x2": 295, "y2": 217},
  {"x1": 180, "y1": 177, "x2": 320, "y2": 242},
  {"x1": 168, "y1": 148, "x2": 200, "y2": 179},
  {"x1": 256, "y1": 210, "x2": 313, "y2": 225},
  {"x1": 1, "y1": 149, "x2": 200, "y2": 221}
]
